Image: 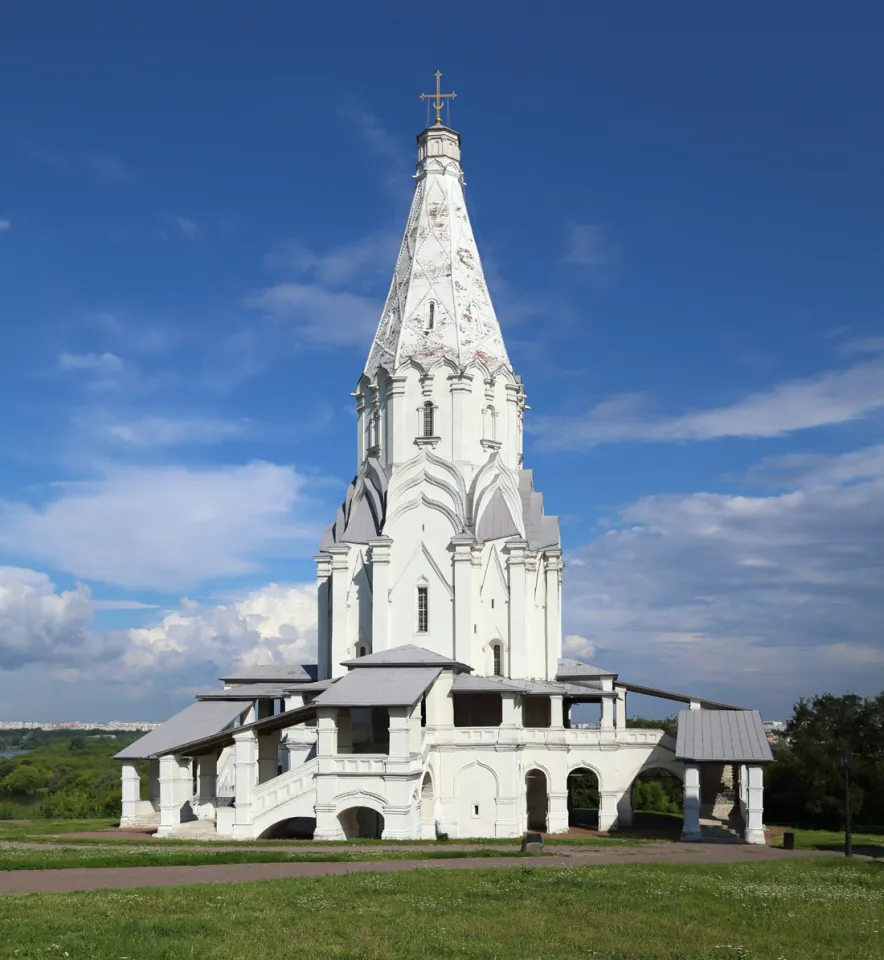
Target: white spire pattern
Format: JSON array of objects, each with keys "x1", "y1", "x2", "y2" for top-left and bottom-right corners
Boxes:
[{"x1": 365, "y1": 125, "x2": 510, "y2": 376}]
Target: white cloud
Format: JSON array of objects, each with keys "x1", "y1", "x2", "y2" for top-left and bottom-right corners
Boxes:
[
  {"x1": 266, "y1": 233, "x2": 399, "y2": 288},
  {"x1": 58, "y1": 351, "x2": 124, "y2": 375},
  {"x1": 0, "y1": 569, "x2": 317, "y2": 708},
  {"x1": 83, "y1": 152, "x2": 135, "y2": 182},
  {"x1": 0, "y1": 219, "x2": 11, "y2": 232},
  {"x1": 563, "y1": 222, "x2": 618, "y2": 270},
  {"x1": 161, "y1": 215, "x2": 199, "y2": 239},
  {"x1": 93, "y1": 415, "x2": 249, "y2": 446},
  {"x1": 563, "y1": 444, "x2": 884, "y2": 710},
  {"x1": 0, "y1": 462, "x2": 319, "y2": 591},
  {"x1": 562, "y1": 634, "x2": 597, "y2": 663},
  {"x1": 532, "y1": 350, "x2": 884, "y2": 448},
  {"x1": 245, "y1": 282, "x2": 380, "y2": 347}
]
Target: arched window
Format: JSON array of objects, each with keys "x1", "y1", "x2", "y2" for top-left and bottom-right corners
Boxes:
[
  {"x1": 427, "y1": 301, "x2": 435, "y2": 331},
  {"x1": 483, "y1": 405, "x2": 497, "y2": 441},
  {"x1": 492, "y1": 643, "x2": 502, "y2": 676},
  {"x1": 422, "y1": 401, "x2": 435, "y2": 438},
  {"x1": 357, "y1": 644, "x2": 367, "y2": 658},
  {"x1": 417, "y1": 585, "x2": 429, "y2": 633}
]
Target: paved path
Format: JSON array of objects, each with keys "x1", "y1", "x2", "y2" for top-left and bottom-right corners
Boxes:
[{"x1": 0, "y1": 843, "x2": 826, "y2": 896}]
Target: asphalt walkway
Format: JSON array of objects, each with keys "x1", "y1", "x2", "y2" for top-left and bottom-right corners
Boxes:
[{"x1": 0, "y1": 843, "x2": 826, "y2": 896}]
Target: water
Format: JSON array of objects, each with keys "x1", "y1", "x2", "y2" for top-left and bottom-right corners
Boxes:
[{"x1": 0, "y1": 748, "x2": 30, "y2": 758}]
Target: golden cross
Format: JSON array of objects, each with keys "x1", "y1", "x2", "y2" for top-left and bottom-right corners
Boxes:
[{"x1": 420, "y1": 71, "x2": 456, "y2": 126}]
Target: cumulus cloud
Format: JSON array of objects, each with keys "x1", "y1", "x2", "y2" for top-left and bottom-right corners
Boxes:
[
  {"x1": 0, "y1": 568, "x2": 317, "y2": 704},
  {"x1": 0, "y1": 219, "x2": 11, "y2": 232},
  {"x1": 563, "y1": 444, "x2": 884, "y2": 711},
  {"x1": 563, "y1": 222, "x2": 619, "y2": 272},
  {"x1": 0, "y1": 462, "x2": 319, "y2": 591},
  {"x1": 58, "y1": 351, "x2": 124, "y2": 375},
  {"x1": 92, "y1": 415, "x2": 249, "y2": 446},
  {"x1": 532, "y1": 349, "x2": 884, "y2": 448}
]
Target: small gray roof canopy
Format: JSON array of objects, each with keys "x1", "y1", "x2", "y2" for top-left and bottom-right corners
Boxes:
[
  {"x1": 341, "y1": 644, "x2": 471, "y2": 673},
  {"x1": 675, "y1": 709, "x2": 773, "y2": 763}
]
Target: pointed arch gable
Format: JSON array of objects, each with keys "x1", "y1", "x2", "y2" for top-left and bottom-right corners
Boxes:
[
  {"x1": 480, "y1": 545, "x2": 509, "y2": 598},
  {"x1": 454, "y1": 760, "x2": 500, "y2": 791},
  {"x1": 389, "y1": 541, "x2": 454, "y2": 599}
]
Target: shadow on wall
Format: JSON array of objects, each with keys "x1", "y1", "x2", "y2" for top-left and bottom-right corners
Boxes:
[{"x1": 258, "y1": 817, "x2": 317, "y2": 840}]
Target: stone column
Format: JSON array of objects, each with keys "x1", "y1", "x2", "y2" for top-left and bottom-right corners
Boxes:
[
  {"x1": 353, "y1": 386, "x2": 367, "y2": 468},
  {"x1": 615, "y1": 687, "x2": 627, "y2": 731},
  {"x1": 547, "y1": 790, "x2": 570, "y2": 834},
  {"x1": 449, "y1": 372, "x2": 474, "y2": 465},
  {"x1": 743, "y1": 764, "x2": 766, "y2": 844},
  {"x1": 681, "y1": 764, "x2": 702, "y2": 841},
  {"x1": 316, "y1": 707, "x2": 338, "y2": 761},
  {"x1": 505, "y1": 540, "x2": 528, "y2": 678},
  {"x1": 451, "y1": 536, "x2": 477, "y2": 666},
  {"x1": 600, "y1": 696, "x2": 615, "y2": 733},
  {"x1": 408, "y1": 700, "x2": 423, "y2": 756},
  {"x1": 550, "y1": 695, "x2": 564, "y2": 729},
  {"x1": 315, "y1": 552, "x2": 332, "y2": 679},
  {"x1": 504, "y1": 382, "x2": 521, "y2": 470},
  {"x1": 232, "y1": 730, "x2": 258, "y2": 840},
  {"x1": 285, "y1": 726, "x2": 318, "y2": 769},
  {"x1": 598, "y1": 790, "x2": 619, "y2": 832},
  {"x1": 148, "y1": 758, "x2": 160, "y2": 811},
  {"x1": 544, "y1": 549, "x2": 563, "y2": 681},
  {"x1": 327, "y1": 544, "x2": 351, "y2": 678},
  {"x1": 501, "y1": 692, "x2": 522, "y2": 729},
  {"x1": 425, "y1": 670, "x2": 454, "y2": 727},
  {"x1": 120, "y1": 762, "x2": 141, "y2": 826},
  {"x1": 368, "y1": 536, "x2": 392, "y2": 653},
  {"x1": 197, "y1": 752, "x2": 217, "y2": 818}
]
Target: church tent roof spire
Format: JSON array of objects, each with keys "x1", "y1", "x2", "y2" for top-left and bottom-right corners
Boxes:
[{"x1": 365, "y1": 78, "x2": 510, "y2": 377}]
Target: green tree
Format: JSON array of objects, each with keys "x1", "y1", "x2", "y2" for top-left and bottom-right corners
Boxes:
[{"x1": 1, "y1": 764, "x2": 51, "y2": 797}]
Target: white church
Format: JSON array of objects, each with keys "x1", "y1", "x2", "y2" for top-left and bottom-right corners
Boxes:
[{"x1": 117, "y1": 84, "x2": 771, "y2": 844}]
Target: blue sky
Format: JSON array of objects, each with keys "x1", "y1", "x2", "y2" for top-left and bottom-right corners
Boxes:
[{"x1": 1, "y1": 2, "x2": 882, "y2": 721}]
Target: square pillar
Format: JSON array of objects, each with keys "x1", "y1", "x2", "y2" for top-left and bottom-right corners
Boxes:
[
  {"x1": 600, "y1": 696, "x2": 614, "y2": 732},
  {"x1": 327, "y1": 544, "x2": 352, "y2": 678},
  {"x1": 368, "y1": 537, "x2": 393, "y2": 653},
  {"x1": 386, "y1": 374, "x2": 408, "y2": 466},
  {"x1": 543, "y1": 550, "x2": 563, "y2": 681},
  {"x1": 615, "y1": 687, "x2": 627, "y2": 731},
  {"x1": 547, "y1": 790, "x2": 570, "y2": 834},
  {"x1": 449, "y1": 371, "x2": 474, "y2": 464},
  {"x1": 425, "y1": 671, "x2": 454, "y2": 727},
  {"x1": 505, "y1": 540, "x2": 528, "y2": 678},
  {"x1": 451, "y1": 536, "x2": 478, "y2": 666},
  {"x1": 681, "y1": 763, "x2": 701, "y2": 841},
  {"x1": 501, "y1": 692, "x2": 522, "y2": 728},
  {"x1": 598, "y1": 790, "x2": 619, "y2": 832},
  {"x1": 156, "y1": 754, "x2": 192, "y2": 837},
  {"x1": 232, "y1": 730, "x2": 258, "y2": 839},
  {"x1": 284, "y1": 726, "x2": 318, "y2": 769},
  {"x1": 617, "y1": 788, "x2": 633, "y2": 827},
  {"x1": 408, "y1": 700, "x2": 423, "y2": 756},
  {"x1": 388, "y1": 706, "x2": 410, "y2": 759},
  {"x1": 120, "y1": 762, "x2": 141, "y2": 826},
  {"x1": 550, "y1": 695, "x2": 564, "y2": 729},
  {"x1": 316, "y1": 708, "x2": 339, "y2": 758},
  {"x1": 336, "y1": 710, "x2": 353, "y2": 754},
  {"x1": 148, "y1": 758, "x2": 160, "y2": 808},
  {"x1": 743, "y1": 764, "x2": 766, "y2": 844}
]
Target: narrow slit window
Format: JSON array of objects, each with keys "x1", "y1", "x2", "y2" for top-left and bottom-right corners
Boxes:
[
  {"x1": 473, "y1": 804, "x2": 480, "y2": 816},
  {"x1": 422, "y1": 401, "x2": 435, "y2": 437},
  {"x1": 427, "y1": 301, "x2": 435, "y2": 330},
  {"x1": 417, "y1": 585, "x2": 429, "y2": 633},
  {"x1": 492, "y1": 643, "x2": 502, "y2": 677}
]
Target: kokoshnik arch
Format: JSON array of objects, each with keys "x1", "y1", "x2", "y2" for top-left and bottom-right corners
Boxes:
[{"x1": 117, "y1": 77, "x2": 772, "y2": 843}]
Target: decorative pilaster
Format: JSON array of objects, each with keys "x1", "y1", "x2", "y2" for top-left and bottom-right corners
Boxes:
[
  {"x1": 600, "y1": 696, "x2": 615, "y2": 733},
  {"x1": 504, "y1": 383, "x2": 521, "y2": 470},
  {"x1": 352, "y1": 387, "x2": 367, "y2": 468},
  {"x1": 327, "y1": 544, "x2": 351, "y2": 678},
  {"x1": 285, "y1": 726, "x2": 318, "y2": 769},
  {"x1": 387, "y1": 375, "x2": 407, "y2": 466},
  {"x1": 314, "y1": 552, "x2": 332, "y2": 679},
  {"x1": 544, "y1": 549, "x2": 563, "y2": 681},
  {"x1": 547, "y1": 791, "x2": 570, "y2": 834},
  {"x1": 368, "y1": 536, "x2": 393, "y2": 653},
  {"x1": 504, "y1": 539, "x2": 528, "y2": 678},
  {"x1": 550, "y1": 695, "x2": 564, "y2": 728},
  {"x1": 451, "y1": 536, "x2": 477, "y2": 665},
  {"x1": 681, "y1": 764, "x2": 702, "y2": 841},
  {"x1": 448, "y1": 371, "x2": 474, "y2": 464},
  {"x1": 615, "y1": 686, "x2": 627, "y2": 731},
  {"x1": 387, "y1": 706, "x2": 411, "y2": 759}
]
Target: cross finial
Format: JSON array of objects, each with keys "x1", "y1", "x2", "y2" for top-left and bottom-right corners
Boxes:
[{"x1": 420, "y1": 70, "x2": 456, "y2": 126}]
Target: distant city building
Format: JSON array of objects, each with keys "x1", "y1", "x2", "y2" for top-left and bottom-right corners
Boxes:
[{"x1": 0, "y1": 721, "x2": 161, "y2": 732}]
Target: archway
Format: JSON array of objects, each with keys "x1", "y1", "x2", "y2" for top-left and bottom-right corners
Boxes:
[
  {"x1": 338, "y1": 806, "x2": 384, "y2": 839},
  {"x1": 567, "y1": 767, "x2": 599, "y2": 829},
  {"x1": 525, "y1": 769, "x2": 548, "y2": 832},
  {"x1": 420, "y1": 772, "x2": 435, "y2": 838},
  {"x1": 627, "y1": 766, "x2": 685, "y2": 836},
  {"x1": 258, "y1": 817, "x2": 316, "y2": 840}
]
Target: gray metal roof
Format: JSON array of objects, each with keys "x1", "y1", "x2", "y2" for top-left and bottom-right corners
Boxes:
[
  {"x1": 314, "y1": 667, "x2": 441, "y2": 707},
  {"x1": 556, "y1": 658, "x2": 617, "y2": 679},
  {"x1": 675, "y1": 709, "x2": 773, "y2": 763},
  {"x1": 284, "y1": 679, "x2": 335, "y2": 694},
  {"x1": 619, "y1": 681, "x2": 741, "y2": 711},
  {"x1": 341, "y1": 644, "x2": 471, "y2": 672},
  {"x1": 451, "y1": 673, "x2": 525, "y2": 693},
  {"x1": 115, "y1": 700, "x2": 247, "y2": 760},
  {"x1": 218, "y1": 663, "x2": 317, "y2": 684},
  {"x1": 197, "y1": 683, "x2": 290, "y2": 700}
]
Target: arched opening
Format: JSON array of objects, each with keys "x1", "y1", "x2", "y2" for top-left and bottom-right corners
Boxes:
[
  {"x1": 422, "y1": 401, "x2": 435, "y2": 437},
  {"x1": 338, "y1": 806, "x2": 384, "y2": 840},
  {"x1": 258, "y1": 816, "x2": 317, "y2": 840},
  {"x1": 491, "y1": 642, "x2": 502, "y2": 676},
  {"x1": 420, "y1": 772, "x2": 435, "y2": 838},
  {"x1": 525, "y1": 769, "x2": 548, "y2": 832},
  {"x1": 567, "y1": 767, "x2": 600, "y2": 829},
  {"x1": 625, "y1": 767, "x2": 686, "y2": 837},
  {"x1": 483, "y1": 405, "x2": 497, "y2": 441}
]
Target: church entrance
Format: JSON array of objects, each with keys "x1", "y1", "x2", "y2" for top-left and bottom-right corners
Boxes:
[
  {"x1": 338, "y1": 806, "x2": 384, "y2": 839},
  {"x1": 525, "y1": 769, "x2": 548, "y2": 832}
]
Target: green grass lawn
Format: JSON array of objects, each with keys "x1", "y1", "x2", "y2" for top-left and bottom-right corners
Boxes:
[
  {"x1": 0, "y1": 845, "x2": 533, "y2": 870},
  {"x1": 0, "y1": 859, "x2": 880, "y2": 959},
  {"x1": 769, "y1": 827, "x2": 884, "y2": 854}
]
